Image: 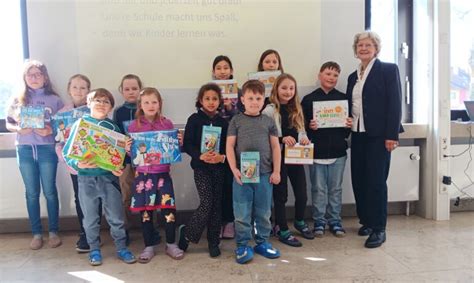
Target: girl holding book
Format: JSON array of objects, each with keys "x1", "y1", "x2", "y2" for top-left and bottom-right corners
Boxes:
[
  {"x1": 6, "y1": 60, "x2": 64, "y2": 250},
  {"x1": 262, "y1": 73, "x2": 314, "y2": 246},
  {"x1": 212, "y1": 55, "x2": 240, "y2": 239},
  {"x1": 55, "y1": 74, "x2": 102, "y2": 253},
  {"x1": 126, "y1": 87, "x2": 184, "y2": 262},
  {"x1": 179, "y1": 83, "x2": 228, "y2": 257}
]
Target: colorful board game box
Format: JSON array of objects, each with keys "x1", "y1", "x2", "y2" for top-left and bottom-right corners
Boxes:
[
  {"x1": 240, "y1": 151, "x2": 260, "y2": 183},
  {"x1": 52, "y1": 106, "x2": 90, "y2": 143},
  {"x1": 66, "y1": 118, "x2": 126, "y2": 171},
  {"x1": 284, "y1": 143, "x2": 314, "y2": 165},
  {"x1": 122, "y1": 120, "x2": 132, "y2": 134},
  {"x1": 247, "y1": 70, "x2": 282, "y2": 97},
  {"x1": 129, "y1": 130, "x2": 182, "y2": 167},
  {"x1": 20, "y1": 106, "x2": 45, "y2": 129},
  {"x1": 312, "y1": 100, "x2": 348, "y2": 128},
  {"x1": 211, "y1": 79, "x2": 239, "y2": 99},
  {"x1": 200, "y1": 125, "x2": 222, "y2": 153}
]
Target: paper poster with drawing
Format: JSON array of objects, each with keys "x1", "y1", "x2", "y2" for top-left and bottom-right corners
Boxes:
[{"x1": 211, "y1": 79, "x2": 239, "y2": 99}]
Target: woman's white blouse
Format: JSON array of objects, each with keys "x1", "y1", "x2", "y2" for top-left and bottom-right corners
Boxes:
[{"x1": 351, "y1": 57, "x2": 376, "y2": 133}]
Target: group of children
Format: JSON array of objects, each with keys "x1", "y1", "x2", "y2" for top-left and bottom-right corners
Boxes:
[{"x1": 6, "y1": 50, "x2": 352, "y2": 265}]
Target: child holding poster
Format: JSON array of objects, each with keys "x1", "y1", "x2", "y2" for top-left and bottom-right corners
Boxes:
[
  {"x1": 126, "y1": 87, "x2": 184, "y2": 262},
  {"x1": 262, "y1": 73, "x2": 314, "y2": 247},
  {"x1": 301, "y1": 61, "x2": 353, "y2": 238},
  {"x1": 179, "y1": 83, "x2": 228, "y2": 258}
]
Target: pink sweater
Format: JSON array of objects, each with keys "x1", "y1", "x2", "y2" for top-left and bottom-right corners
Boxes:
[{"x1": 128, "y1": 116, "x2": 175, "y2": 174}]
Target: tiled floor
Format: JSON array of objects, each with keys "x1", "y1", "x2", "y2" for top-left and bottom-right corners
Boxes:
[{"x1": 0, "y1": 212, "x2": 473, "y2": 282}]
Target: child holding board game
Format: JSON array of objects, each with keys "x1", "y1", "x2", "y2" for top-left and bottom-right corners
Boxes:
[
  {"x1": 179, "y1": 83, "x2": 228, "y2": 258},
  {"x1": 63, "y1": 88, "x2": 136, "y2": 266},
  {"x1": 126, "y1": 87, "x2": 184, "y2": 262}
]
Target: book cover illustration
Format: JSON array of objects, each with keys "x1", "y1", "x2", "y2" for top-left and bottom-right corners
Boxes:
[
  {"x1": 52, "y1": 106, "x2": 90, "y2": 143},
  {"x1": 200, "y1": 125, "x2": 222, "y2": 153},
  {"x1": 20, "y1": 106, "x2": 45, "y2": 129},
  {"x1": 66, "y1": 118, "x2": 126, "y2": 171},
  {"x1": 129, "y1": 130, "x2": 182, "y2": 167},
  {"x1": 312, "y1": 100, "x2": 348, "y2": 128},
  {"x1": 240, "y1": 151, "x2": 260, "y2": 183},
  {"x1": 247, "y1": 70, "x2": 282, "y2": 97},
  {"x1": 284, "y1": 143, "x2": 314, "y2": 165},
  {"x1": 211, "y1": 79, "x2": 238, "y2": 99}
]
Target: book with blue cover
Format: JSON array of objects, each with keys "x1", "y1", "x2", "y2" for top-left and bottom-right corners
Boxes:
[
  {"x1": 20, "y1": 106, "x2": 45, "y2": 129},
  {"x1": 200, "y1": 125, "x2": 222, "y2": 153},
  {"x1": 129, "y1": 130, "x2": 182, "y2": 167},
  {"x1": 52, "y1": 106, "x2": 90, "y2": 143},
  {"x1": 240, "y1": 151, "x2": 260, "y2": 183}
]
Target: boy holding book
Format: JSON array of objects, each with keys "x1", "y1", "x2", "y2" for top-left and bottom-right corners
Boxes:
[
  {"x1": 63, "y1": 88, "x2": 136, "y2": 266},
  {"x1": 226, "y1": 80, "x2": 281, "y2": 264},
  {"x1": 301, "y1": 62, "x2": 352, "y2": 237}
]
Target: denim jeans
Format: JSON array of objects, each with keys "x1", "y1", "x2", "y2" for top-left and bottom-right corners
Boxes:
[
  {"x1": 78, "y1": 175, "x2": 126, "y2": 251},
  {"x1": 309, "y1": 156, "x2": 347, "y2": 226},
  {"x1": 17, "y1": 144, "x2": 59, "y2": 235},
  {"x1": 233, "y1": 173, "x2": 272, "y2": 247}
]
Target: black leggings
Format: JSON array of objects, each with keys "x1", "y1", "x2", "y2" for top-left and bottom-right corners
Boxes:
[
  {"x1": 184, "y1": 167, "x2": 224, "y2": 247},
  {"x1": 140, "y1": 208, "x2": 176, "y2": 246},
  {"x1": 273, "y1": 157, "x2": 308, "y2": 231}
]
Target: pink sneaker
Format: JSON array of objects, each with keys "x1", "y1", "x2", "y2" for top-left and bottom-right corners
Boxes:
[{"x1": 222, "y1": 222, "x2": 235, "y2": 239}]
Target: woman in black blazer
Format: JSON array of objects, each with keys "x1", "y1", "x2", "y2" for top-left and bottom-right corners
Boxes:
[{"x1": 346, "y1": 31, "x2": 403, "y2": 248}]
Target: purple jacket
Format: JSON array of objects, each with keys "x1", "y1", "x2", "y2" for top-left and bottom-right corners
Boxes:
[
  {"x1": 128, "y1": 116, "x2": 175, "y2": 174},
  {"x1": 7, "y1": 88, "x2": 64, "y2": 145}
]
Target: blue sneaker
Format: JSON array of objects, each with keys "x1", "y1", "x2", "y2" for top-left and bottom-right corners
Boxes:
[
  {"x1": 235, "y1": 246, "x2": 253, "y2": 264},
  {"x1": 89, "y1": 249, "x2": 102, "y2": 266},
  {"x1": 117, "y1": 248, "x2": 137, "y2": 264},
  {"x1": 254, "y1": 242, "x2": 280, "y2": 259}
]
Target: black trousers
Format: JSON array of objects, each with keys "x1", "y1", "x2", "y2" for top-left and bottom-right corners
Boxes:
[
  {"x1": 273, "y1": 153, "x2": 308, "y2": 231},
  {"x1": 351, "y1": 132, "x2": 391, "y2": 232},
  {"x1": 140, "y1": 209, "x2": 175, "y2": 246},
  {"x1": 185, "y1": 167, "x2": 224, "y2": 246}
]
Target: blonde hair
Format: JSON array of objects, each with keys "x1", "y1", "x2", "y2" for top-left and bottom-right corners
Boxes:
[
  {"x1": 135, "y1": 87, "x2": 164, "y2": 129},
  {"x1": 269, "y1": 73, "x2": 305, "y2": 132},
  {"x1": 352, "y1": 31, "x2": 382, "y2": 57}
]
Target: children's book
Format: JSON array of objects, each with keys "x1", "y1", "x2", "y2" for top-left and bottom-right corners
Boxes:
[
  {"x1": 20, "y1": 106, "x2": 45, "y2": 129},
  {"x1": 312, "y1": 100, "x2": 349, "y2": 128},
  {"x1": 200, "y1": 125, "x2": 222, "y2": 153},
  {"x1": 66, "y1": 118, "x2": 127, "y2": 171},
  {"x1": 129, "y1": 129, "x2": 182, "y2": 167},
  {"x1": 52, "y1": 106, "x2": 90, "y2": 143},
  {"x1": 247, "y1": 70, "x2": 282, "y2": 97},
  {"x1": 240, "y1": 151, "x2": 260, "y2": 183},
  {"x1": 211, "y1": 79, "x2": 239, "y2": 99},
  {"x1": 284, "y1": 143, "x2": 314, "y2": 165}
]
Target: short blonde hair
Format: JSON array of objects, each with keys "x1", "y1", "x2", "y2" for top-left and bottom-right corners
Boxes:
[{"x1": 352, "y1": 31, "x2": 382, "y2": 57}]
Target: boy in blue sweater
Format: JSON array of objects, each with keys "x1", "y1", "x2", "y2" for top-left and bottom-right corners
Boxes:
[{"x1": 63, "y1": 88, "x2": 136, "y2": 266}]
